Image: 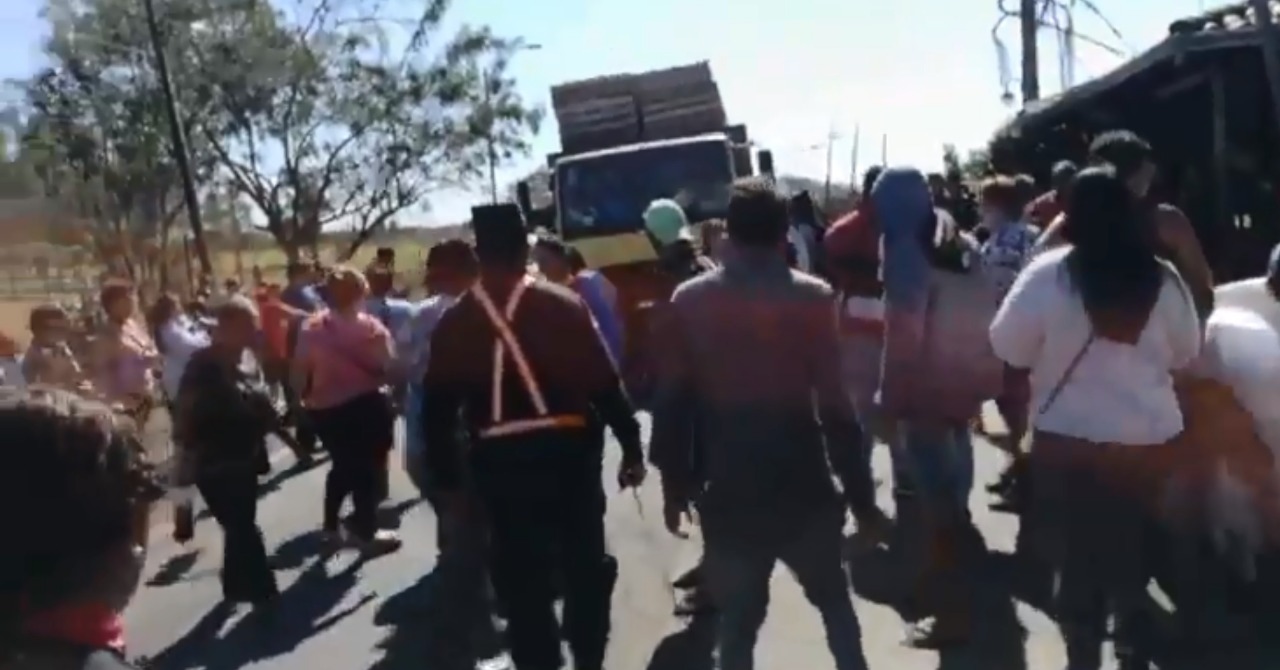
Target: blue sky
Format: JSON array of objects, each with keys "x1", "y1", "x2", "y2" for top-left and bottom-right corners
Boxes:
[{"x1": 0, "y1": 0, "x2": 1219, "y2": 226}]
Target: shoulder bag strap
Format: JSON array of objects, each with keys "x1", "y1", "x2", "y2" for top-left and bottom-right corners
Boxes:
[{"x1": 1037, "y1": 331, "x2": 1095, "y2": 417}]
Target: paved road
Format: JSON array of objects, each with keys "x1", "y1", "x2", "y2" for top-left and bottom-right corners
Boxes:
[{"x1": 127, "y1": 409, "x2": 1074, "y2": 670}]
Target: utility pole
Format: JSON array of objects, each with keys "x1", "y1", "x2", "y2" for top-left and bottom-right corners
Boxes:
[
  {"x1": 143, "y1": 0, "x2": 213, "y2": 280},
  {"x1": 1019, "y1": 0, "x2": 1041, "y2": 103},
  {"x1": 482, "y1": 68, "x2": 499, "y2": 204}
]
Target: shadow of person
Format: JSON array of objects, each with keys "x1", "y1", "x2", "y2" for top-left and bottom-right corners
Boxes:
[
  {"x1": 369, "y1": 561, "x2": 503, "y2": 670},
  {"x1": 143, "y1": 548, "x2": 371, "y2": 670},
  {"x1": 146, "y1": 549, "x2": 202, "y2": 587},
  {"x1": 644, "y1": 612, "x2": 716, "y2": 670},
  {"x1": 934, "y1": 543, "x2": 1028, "y2": 670},
  {"x1": 136, "y1": 601, "x2": 236, "y2": 669}
]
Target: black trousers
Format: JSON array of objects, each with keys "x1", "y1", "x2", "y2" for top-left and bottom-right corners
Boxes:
[
  {"x1": 471, "y1": 432, "x2": 616, "y2": 670},
  {"x1": 281, "y1": 380, "x2": 318, "y2": 452},
  {"x1": 310, "y1": 392, "x2": 392, "y2": 540},
  {"x1": 197, "y1": 464, "x2": 277, "y2": 602}
]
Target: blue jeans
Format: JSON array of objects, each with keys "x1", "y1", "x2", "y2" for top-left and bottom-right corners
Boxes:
[
  {"x1": 404, "y1": 382, "x2": 428, "y2": 496},
  {"x1": 897, "y1": 422, "x2": 973, "y2": 514}
]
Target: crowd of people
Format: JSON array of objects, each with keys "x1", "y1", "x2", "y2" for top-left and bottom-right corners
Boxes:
[{"x1": 0, "y1": 126, "x2": 1274, "y2": 670}]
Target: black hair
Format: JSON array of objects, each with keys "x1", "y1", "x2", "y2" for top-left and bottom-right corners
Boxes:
[
  {"x1": 565, "y1": 247, "x2": 587, "y2": 273},
  {"x1": 28, "y1": 304, "x2": 67, "y2": 334},
  {"x1": 532, "y1": 236, "x2": 572, "y2": 262},
  {"x1": 860, "y1": 166, "x2": 883, "y2": 199},
  {"x1": 425, "y1": 239, "x2": 478, "y2": 277},
  {"x1": 1062, "y1": 166, "x2": 1163, "y2": 336},
  {"x1": 0, "y1": 388, "x2": 163, "y2": 641},
  {"x1": 1088, "y1": 130, "x2": 1153, "y2": 181},
  {"x1": 726, "y1": 176, "x2": 789, "y2": 248}
]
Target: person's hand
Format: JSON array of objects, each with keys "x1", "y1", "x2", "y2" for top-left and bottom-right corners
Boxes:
[
  {"x1": 662, "y1": 495, "x2": 693, "y2": 538},
  {"x1": 616, "y1": 457, "x2": 647, "y2": 490}
]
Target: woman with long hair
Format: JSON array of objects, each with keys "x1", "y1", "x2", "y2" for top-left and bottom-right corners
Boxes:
[
  {"x1": 292, "y1": 266, "x2": 400, "y2": 555},
  {"x1": 148, "y1": 293, "x2": 210, "y2": 406},
  {"x1": 0, "y1": 388, "x2": 164, "y2": 669},
  {"x1": 990, "y1": 166, "x2": 1201, "y2": 670}
]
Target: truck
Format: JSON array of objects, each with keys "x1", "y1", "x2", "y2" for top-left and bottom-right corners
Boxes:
[
  {"x1": 513, "y1": 61, "x2": 774, "y2": 402},
  {"x1": 516, "y1": 61, "x2": 773, "y2": 267}
]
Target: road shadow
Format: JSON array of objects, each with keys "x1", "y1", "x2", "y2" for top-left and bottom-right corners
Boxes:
[
  {"x1": 144, "y1": 546, "x2": 371, "y2": 670},
  {"x1": 849, "y1": 503, "x2": 1028, "y2": 670},
  {"x1": 146, "y1": 549, "x2": 202, "y2": 588},
  {"x1": 644, "y1": 612, "x2": 716, "y2": 670},
  {"x1": 369, "y1": 562, "x2": 504, "y2": 670},
  {"x1": 377, "y1": 498, "x2": 421, "y2": 531}
]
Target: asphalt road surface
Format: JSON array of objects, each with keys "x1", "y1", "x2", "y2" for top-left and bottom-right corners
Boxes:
[{"x1": 124, "y1": 409, "x2": 1076, "y2": 670}]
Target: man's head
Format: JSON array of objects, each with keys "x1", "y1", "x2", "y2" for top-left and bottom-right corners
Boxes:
[
  {"x1": 425, "y1": 239, "x2": 479, "y2": 297},
  {"x1": 643, "y1": 198, "x2": 691, "y2": 248},
  {"x1": 726, "y1": 176, "x2": 789, "y2": 250},
  {"x1": 471, "y1": 203, "x2": 529, "y2": 270},
  {"x1": 364, "y1": 263, "x2": 394, "y2": 298},
  {"x1": 375, "y1": 246, "x2": 396, "y2": 270},
  {"x1": 531, "y1": 237, "x2": 575, "y2": 284},
  {"x1": 978, "y1": 175, "x2": 1021, "y2": 224},
  {"x1": 286, "y1": 261, "x2": 317, "y2": 285},
  {"x1": 860, "y1": 166, "x2": 884, "y2": 204},
  {"x1": 1089, "y1": 130, "x2": 1155, "y2": 198},
  {"x1": 926, "y1": 173, "x2": 947, "y2": 200},
  {"x1": 210, "y1": 294, "x2": 261, "y2": 352},
  {"x1": 1051, "y1": 160, "x2": 1079, "y2": 194}
]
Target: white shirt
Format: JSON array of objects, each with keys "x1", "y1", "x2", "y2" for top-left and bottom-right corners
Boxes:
[
  {"x1": 989, "y1": 246, "x2": 1202, "y2": 445},
  {"x1": 159, "y1": 315, "x2": 211, "y2": 400}
]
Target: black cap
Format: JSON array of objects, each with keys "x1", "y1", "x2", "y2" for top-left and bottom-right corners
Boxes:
[{"x1": 471, "y1": 203, "x2": 528, "y2": 260}]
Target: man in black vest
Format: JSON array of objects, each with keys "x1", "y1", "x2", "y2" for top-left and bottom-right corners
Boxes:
[{"x1": 421, "y1": 204, "x2": 646, "y2": 670}]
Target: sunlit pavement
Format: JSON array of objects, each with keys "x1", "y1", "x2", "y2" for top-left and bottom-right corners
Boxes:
[{"x1": 127, "y1": 407, "x2": 1076, "y2": 670}]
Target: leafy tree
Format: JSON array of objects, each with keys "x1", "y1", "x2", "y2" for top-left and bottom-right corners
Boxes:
[
  {"x1": 20, "y1": 0, "x2": 210, "y2": 284},
  {"x1": 178, "y1": 0, "x2": 542, "y2": 261}
]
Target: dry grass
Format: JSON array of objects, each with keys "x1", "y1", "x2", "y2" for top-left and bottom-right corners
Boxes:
[{"x1": 0, "y1": 299, "x2": 42, "y2": 346}]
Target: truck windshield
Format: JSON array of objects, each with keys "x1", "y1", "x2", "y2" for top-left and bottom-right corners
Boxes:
[{"x1": 556, "y1": 140, "x2": 733, "y2": 240}]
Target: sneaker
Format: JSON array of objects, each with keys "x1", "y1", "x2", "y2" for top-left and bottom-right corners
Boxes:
[{"x1": 355, "y1": 529, "x2": 403, "y2": 556}]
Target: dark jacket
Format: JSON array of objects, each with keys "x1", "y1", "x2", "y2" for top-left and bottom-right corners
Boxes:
[
  {"x1": 174, "y1": 347, "x2": 277, "y2": 478},
  {"x1": 422, "y1": 273, "x2": 643, "y2": 491},
  {"x1": 649, "y1": 247, "x2": 867, "y2": 520}
]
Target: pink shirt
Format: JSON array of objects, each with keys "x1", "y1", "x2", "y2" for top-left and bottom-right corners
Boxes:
[{"x1": 297, "y1": 310, "x2": 393, "y2": 409}]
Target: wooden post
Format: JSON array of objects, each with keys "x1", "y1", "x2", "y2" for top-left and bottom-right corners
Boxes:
[
  {"x1": 1251, "y1": 0, "x2": 1280, "y2": 139},
  {"x1": 1210, "y1": 69, "x2": 1230, "y2": 278}
]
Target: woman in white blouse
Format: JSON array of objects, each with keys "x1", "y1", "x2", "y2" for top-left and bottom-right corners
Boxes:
[
  {"x1": 149, "y1": 293, "x2": 211, "y2": 403},
  {"x1": 989, "y1": 166, "x2": 1200, "y2": 670}
]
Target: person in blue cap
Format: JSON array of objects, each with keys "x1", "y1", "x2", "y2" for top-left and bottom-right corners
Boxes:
[{"x1": 644, "y1": 198, "x2": 717, "y2": 279}]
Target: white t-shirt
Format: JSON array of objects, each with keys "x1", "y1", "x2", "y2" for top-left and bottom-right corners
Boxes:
[{"x1": 989, "y1": 246, "x2": 1202, "y2": 445}]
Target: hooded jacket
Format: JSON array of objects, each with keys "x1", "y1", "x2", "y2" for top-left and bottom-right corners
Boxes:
[{"x1": 872, "y1": 167, "x2": 1003, "y2": 421}]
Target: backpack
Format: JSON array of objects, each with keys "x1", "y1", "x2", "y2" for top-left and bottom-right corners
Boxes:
[{"x1": 916, "y1": 215, "x2": 1005, "y2": 421}]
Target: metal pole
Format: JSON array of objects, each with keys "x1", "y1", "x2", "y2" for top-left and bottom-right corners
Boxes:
[
  {"x1": 142, "y1": 0, "x2": 214, "y2": 279},
  {"x1": 1019, "y1": 0, "x2": 1041, "y2": 103},
  {"x1": 822, "y1": 128, "x2": 835, "y2": 205}
]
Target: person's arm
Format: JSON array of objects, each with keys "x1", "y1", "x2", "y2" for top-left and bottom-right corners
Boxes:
[
  {"x1": 564, "y1": 296, "x2": 643, "y2": 464},
  {"x1": 989, "y1": 256, "x2": 1049, "y2": 370},
  {"x1": 1155, "y1": 204, "x2": 1214, "y2": 323},
  {"x1": 289, "y1": 321, "x2": 314, "y2": 397},
  {"x1": 648, "y1": 297, "x2": 697, "y2": 502},
  {"x1": 1160, "y1": 263, "x2": 1204, "y2": 370},
  {"x1": 809, "y1": 292, "x2": 875, "y2": 515},
  {"x1": 421, "y1": 306, "x2": 467, "y2": 492}
]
